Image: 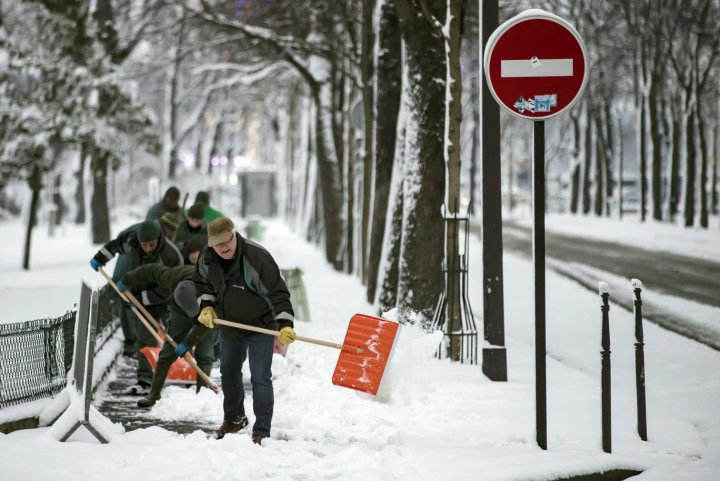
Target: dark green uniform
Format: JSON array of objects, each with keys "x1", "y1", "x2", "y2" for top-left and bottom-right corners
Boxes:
[
  {"x1": 123, "y1": 264, "x2": 217, "y2": 366},
  {"x1": 96, "y1": 225, "x2": 183, "y2": 386},
  {"x1": 147, "y1": 199, "x2": 184, "y2": 222},
  {"x1": 123, "y1": 264, "x2": 218, "y2": 404},
  {"x1": 174, "y1": 220, "x2": 208, "y2": 251}
]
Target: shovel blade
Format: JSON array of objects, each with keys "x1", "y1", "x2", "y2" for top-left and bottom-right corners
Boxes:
[
  {"x1": 139, "y1": 346, "x2": 196, "y2": 383},
  {"x1": 332, "y1": 314, "x2": 399, "y2": 395}
]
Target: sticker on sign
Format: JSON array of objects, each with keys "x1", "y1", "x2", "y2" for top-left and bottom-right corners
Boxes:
[{"x1": 484, "y1": 9, "x2": 588, "y2": 120}]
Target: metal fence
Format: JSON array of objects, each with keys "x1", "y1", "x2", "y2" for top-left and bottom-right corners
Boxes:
[{"x1": 0, "y1": 285, "x2": 117, "y2": 409}]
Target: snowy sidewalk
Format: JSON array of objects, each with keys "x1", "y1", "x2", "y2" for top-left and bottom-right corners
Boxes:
[{"x1": 0, "y1": 219, "x2": 718, "y2": 480}]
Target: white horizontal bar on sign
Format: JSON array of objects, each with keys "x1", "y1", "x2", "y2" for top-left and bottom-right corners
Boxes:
[{"x1": 501, "y1": 58, "x2": 573, "y2": 78}]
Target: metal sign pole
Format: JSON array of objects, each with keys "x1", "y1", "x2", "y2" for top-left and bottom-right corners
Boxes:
[
  {"x1": 483, "y1": 8, "x2": 589, "y2": 453},
  {"x1": 533, "y1": 120, "x2": 547, "y2": 450}
]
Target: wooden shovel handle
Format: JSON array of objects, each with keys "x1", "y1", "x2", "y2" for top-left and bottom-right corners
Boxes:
[
  {"x1": 98, "y1": 267, "x2": 220, "y2": 393},
  {"x1": 213, "y1": 318, "x2": 362, "y2": 354}
]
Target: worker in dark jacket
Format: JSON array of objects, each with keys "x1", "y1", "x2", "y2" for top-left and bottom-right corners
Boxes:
[
  {"x1": 90, "y1": 220, "x2": 184, "y2": 394},
  {"x1": 193, "y1": 217, "x2": 295, "y2": 444},
  {"x1": 174, "y1": 203, "x2": 208, "y2": 251},
  {"x1": 120, "y1": 263, "x2": 216, "y2": 407},
  {"x1": 147, "y1": 186, "x2": 183, "y2": 222}
]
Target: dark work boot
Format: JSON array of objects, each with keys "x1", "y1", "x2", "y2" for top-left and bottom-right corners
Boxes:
[
  {"x1": 137, "y1": 362, "x2": 171, "y2": 408},
  {"x1": 251, "y1": 433, "x2": 266, "y2": 446},
  {"x1": 196, "y1": 363, "x2": 214, "y2": 393},
  {"x1": 213, "y1": 416, "x2": 249, "y2": 440}
]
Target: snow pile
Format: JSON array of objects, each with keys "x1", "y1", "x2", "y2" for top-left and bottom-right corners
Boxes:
[
  {"x1": 375, "y1": 307, "x2": 444, "y2": 403},
  {"x1": 150, "y1": 386, "x2": 224, "y2": 424}
]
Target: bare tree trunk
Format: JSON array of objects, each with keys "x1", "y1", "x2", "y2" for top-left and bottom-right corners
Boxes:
[
  {"x1": 569, "y1": 112, "x2": 581, "y2": 213},
  {"x1": 698, "y1": 108, "x2": 709, "y2": 228},
  {"x1": 582, "y1": 102, "x2": 592, "y2": 214},
  {"x1": 359, "y1": 0, "x2": 376, "y2": 284},
  {"x1": 378, "y1": 177, "x2": 404, "y2": 312},
  {"x1": 394, "y1": 0, "x2": 446, "y2": 321},
  {"x1": 668, "y1": 98, "x2": 681, "y2": 221},
  {"x1": 712, "y1": 121, "x2": 719, "y2": 215},
  {"x1": 444, "y1": 0, "x2": 463, "y2": 359},
  {"x1": 367, "y1": 0, "x2": 402, "y2": 304},
  {"x1": 23, "y1": 167, "x2": 42, "y2": 270},
  {"x1": 618, "y1": 115, "x2": 624, "y2": 220},
  {"x1": 91, "y1": 150, "x2": 111, "y2": 243},
  {"x1": 636, "y1": 40, "x2": 648, "y2": 222},
  {"x1": 208, "y1": 120, "x2": 223, "y2": 174},
  {"x1": 74, "y1": 142, "x2": 88, "y2": 224},
  {"x1": 603, "y1": 97, "x2": 614, "y2": 216},
  {"x1": 313, "y1": 85, "x2": 345, "y2": 269},
  {"x1": 593, "y1": 110, "x2": 606, "y2": 216},
  {"x1": 468, "y1": 59, "x2": 480, "y2": 216},
  {"x1": 684, "y1": 107, "x2": 697, "y2": 227},
  {"x1": 649, "y1": 77, "x2": 663, "y2": 221},
  {"x1": 345, "y1": 81, "x2": 356, "y2": 275},
  {"x1": 167, "y1": 11, "x2": 188, "y2": 179}
]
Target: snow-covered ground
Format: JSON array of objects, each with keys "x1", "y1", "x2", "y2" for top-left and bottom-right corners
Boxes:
[
  {"x1": 0, "y1": 216, "x2": 718, "y2": 480},
  {"x1": 0, "y1": 219, "x2": 125, "y2": 323},
  {"x1": 513, "y1": 213, "x2": 720, "y2": 263}
]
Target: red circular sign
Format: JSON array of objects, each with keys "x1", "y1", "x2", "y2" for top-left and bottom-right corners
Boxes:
[{"x1": 484, "y1": 10, "x2": 588, "y2": 120}]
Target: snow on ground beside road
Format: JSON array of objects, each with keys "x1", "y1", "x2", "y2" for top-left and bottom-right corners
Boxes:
[
  {"x1": 466, "y1": 231, "x2": 720, "y2": 480},
  {"x1": 513, "y1": 213, "x2": 720, "y2": 263},
  {"x1": 1, "y1": 218, "x2": 719, "y2": 480},
  {"x1": 544, "y1": 258, "x2": 720, "y2": 347}
]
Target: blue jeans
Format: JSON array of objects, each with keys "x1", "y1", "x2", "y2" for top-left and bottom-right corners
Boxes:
[{"x1": 219, "y1": 332, "x2": 274, "y2": 437}]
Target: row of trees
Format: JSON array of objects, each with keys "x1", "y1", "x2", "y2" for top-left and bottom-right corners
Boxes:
[
  {"x1": 1, "y1": 1, "x2": 718, "y2": 321},
  {"x1": 184, "y1": 0, "x2": 719, "y2": 322},
  {"x1": 0, "y1": 0, "x2": 162, "y2": 268},
  {"x1": 542, "y1": 0, "x2": 719, "y2": 226}
]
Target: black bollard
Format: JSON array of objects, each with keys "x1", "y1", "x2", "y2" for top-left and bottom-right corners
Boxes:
[
  {"x1": 599, "y1": 282, "x2": 612, "y2": 453},
  {"x1": 631, "y1": 278, "x2": 648, "y2": 441}
]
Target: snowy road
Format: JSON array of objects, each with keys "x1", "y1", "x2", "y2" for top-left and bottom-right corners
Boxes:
[
  {"x1": 469, "y1": 221, "x2": 720, "y2": 349},
  {"x1": 502, "y1": 221, "x2": 719, "y2": 308}
]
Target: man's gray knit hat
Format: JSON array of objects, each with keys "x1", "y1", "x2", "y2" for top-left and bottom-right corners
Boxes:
[{"x1": 174, "y1": 280, "x2": 199, "y2": 317}]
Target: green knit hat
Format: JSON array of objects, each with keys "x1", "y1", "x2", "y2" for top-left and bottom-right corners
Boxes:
[
  {"x1": 136, "y1": 221, "x2": 161, "y2": 242},
  {"x1": 187, "y1": 203, "x2": 205, "y2": 220},
  {"x1": 195, "y1": 191, "x2": 210, "y2": 204},
  {"x1": 164, "y1": 186, "x2": 180, "y2": 200}
]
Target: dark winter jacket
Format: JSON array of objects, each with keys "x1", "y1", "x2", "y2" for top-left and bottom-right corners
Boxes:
[
  {"x1": 193, "y1": 233, "x2": 294, "y2": 339},
  {"x1": 123, "y1": 264, "x2": 195, "y2": 311},
  {"x1": 147, "y1": 200, "x2": 184, "y2": 222},
  {"x1": 174, "y1": 220, "x2": 208, "y2": 250},
  {"x1": 122, "y1": 264, "x2": 211, "y2": 348},
  {"x1": 96, "y1": 224, "x2": 184, "y2": 306}
]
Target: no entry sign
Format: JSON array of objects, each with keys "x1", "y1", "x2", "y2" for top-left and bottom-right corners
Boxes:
[{"x1": 484, "y1": 9, "x2": 588, "y2": 120}]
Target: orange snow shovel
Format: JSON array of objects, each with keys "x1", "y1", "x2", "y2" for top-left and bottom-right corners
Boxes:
[
  {"x1": 214, "y1": 313, "x2": 399, "y2": 395},
  {"x1": 140, "y1": 346, "x2": 196, "y2": 384},
  {"x1": 98, "y1": 267, "x2": 220, "y2": 393}
]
